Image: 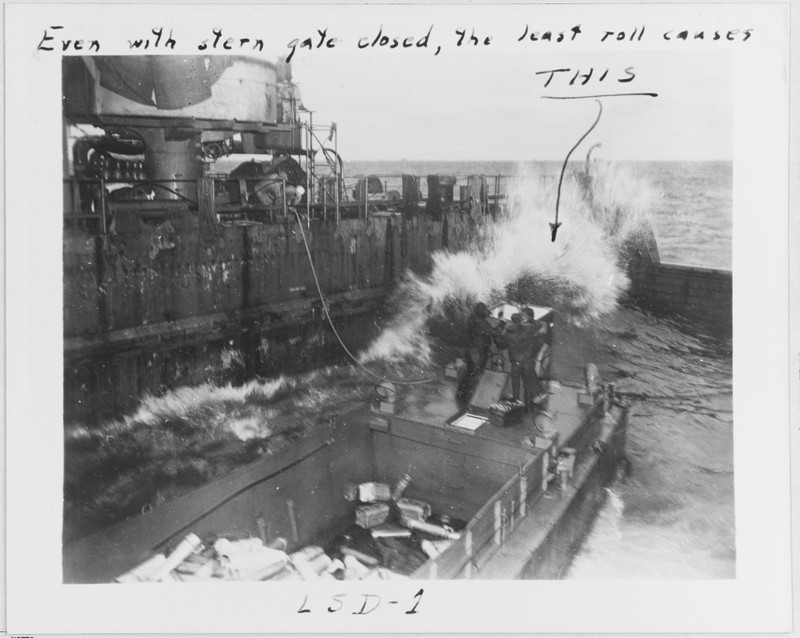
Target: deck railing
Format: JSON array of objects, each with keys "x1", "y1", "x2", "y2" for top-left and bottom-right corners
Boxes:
[{"x1": 62, "y1": 172, "x2": 533, "y2": 234}]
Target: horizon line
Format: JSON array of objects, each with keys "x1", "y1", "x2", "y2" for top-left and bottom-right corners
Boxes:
[{"x1": 341, "y1": 158, "x2": 734, "y2": 164}]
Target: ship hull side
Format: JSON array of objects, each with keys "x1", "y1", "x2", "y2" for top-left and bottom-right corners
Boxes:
[
  {"x1": 625, "y1": 241, "x2": 732, "y2": 333},
  {"x1": 64, "y1": 210, "x2": 481, "y2": 424},
  {"x1": 477, "y1": 405, "x2": 628, "y2": 579}
]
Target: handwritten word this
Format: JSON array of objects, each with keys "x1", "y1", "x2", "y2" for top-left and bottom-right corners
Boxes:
[
  {"x1": 286, "y1": 29, "x2": 337, "y2": 62},
  {"x1": 37, "y1": 26, "x2": 99, "y2": 52},
  {"x1": 298, "y1": 588, "x2": 424, "y2": 615},
  {"x1": 536, "y1": 66, "x2": 636, "y2": 88},
  {"x1": 517, "y1": 25, "x2": 582, "y2": 42},
  {"x1": 358, "y1": 25, "x2": 438, "y2": 55}
]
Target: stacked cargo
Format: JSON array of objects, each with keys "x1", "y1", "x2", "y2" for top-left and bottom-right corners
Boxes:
[
  {"x1": 341, "y1": 475, "x2": 464, "y2": 571},
  {"x1": 488, "y1": 399, "x2": 526, "y2": 427},
  {"x1": 114, "y1": 533, "x2": 411, "y2": 582},
  {"x1": 115, "y1": 534, "x2": 291, "y2": 582},
  {"x1": 113, "y1": 473, "x2": 470, "y2": 582}
]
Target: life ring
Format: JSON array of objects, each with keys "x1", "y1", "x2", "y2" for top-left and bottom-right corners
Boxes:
[{"x1": 534, "y1": 343, "x2": 551, "y2": 378}]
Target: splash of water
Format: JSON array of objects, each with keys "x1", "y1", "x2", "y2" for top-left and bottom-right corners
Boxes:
[
  {"x1": 567, "y1": 485, "x2": 735, "y2": 579},
  {"x1": 361, "y1": 162, "x2": 657, "y2": 364},
  {"x1": 63, "y1": 365, "x2": 373, "y2": 540}
]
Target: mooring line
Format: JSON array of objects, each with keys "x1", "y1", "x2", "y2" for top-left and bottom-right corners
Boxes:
[{"x1": 292, "y1": 208, "x2": 435, "y2": 386}]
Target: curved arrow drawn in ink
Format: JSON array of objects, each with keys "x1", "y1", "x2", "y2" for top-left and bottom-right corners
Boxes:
[{"x1": 552, "y1": 99, "x2": 604, "y2": 242}]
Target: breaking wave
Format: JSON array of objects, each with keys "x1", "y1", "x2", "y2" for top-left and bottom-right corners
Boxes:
[
  {"x1": 360, "y1": 162, "x2": 657, "y2": 364},
  {"x1": 62, "y1": 366, "x2": 371, "y2": 541}
]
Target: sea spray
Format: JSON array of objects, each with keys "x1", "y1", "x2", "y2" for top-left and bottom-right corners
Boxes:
[
  {"x1": 361, "y1": 163, "x2": 655, "y2": 364},
  {"x1": 62, "y1": 365, "x2": 372, "y2": 541},
  {"x1": 582, "y1": 161, "x2": 659, "y2": 258},
  {"x1": 63, "y1": 161, "x2": 663, "y2": 541}
]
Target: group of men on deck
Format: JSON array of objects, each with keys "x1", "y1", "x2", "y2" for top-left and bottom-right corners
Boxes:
[{"x1": 457, "y1": 302, "x2": 549, "y2": 411}]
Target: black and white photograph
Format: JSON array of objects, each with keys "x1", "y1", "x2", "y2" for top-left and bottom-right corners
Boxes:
[{"x1": 4, "y1": 1, "x2": 797, "y2": 635}]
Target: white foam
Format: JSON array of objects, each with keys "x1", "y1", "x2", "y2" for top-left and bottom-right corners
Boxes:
[{"x1": 362, "y1": 162, "x2": 656, "y2": 363}]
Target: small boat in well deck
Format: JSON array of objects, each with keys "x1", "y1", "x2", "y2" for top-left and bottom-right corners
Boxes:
[{"x1": 63, "y1": 301, "x2": 629, "y2": 583}]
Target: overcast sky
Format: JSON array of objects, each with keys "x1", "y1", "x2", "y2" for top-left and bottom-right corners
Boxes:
[{"x1": 38, "y1": 1, "x2": 740, "y2": 163}]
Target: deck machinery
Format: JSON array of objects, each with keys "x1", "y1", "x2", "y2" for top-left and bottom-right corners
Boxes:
[{"x1": 62, "y1": 55, "x2": 507, "y2": 425}]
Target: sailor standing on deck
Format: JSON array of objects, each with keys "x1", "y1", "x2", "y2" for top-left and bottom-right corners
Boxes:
[
  {"x1": 501, "y1": 312, "x2": 547, "y2": 411},
  {"x1": 457, "y1": 302, "x2": 500, "y2": 404},
  {"x1": 500, "y1": 313, "x2": 533, "y2": 409},
  {"x1": 521, "y1": 307, "x2": 549, "y2": 406}
]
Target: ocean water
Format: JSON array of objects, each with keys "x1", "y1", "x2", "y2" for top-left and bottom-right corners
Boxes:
[
  {"x1": 347, "y1": 159, "x2": 735, "y2": 579},
  {"x1": 628, "y1": 161, "x2": 732, "y2": 270},
  {"x1": 346, "y1": 159, "x2": 733, "y2": 270},
  {"x1": 68, "y1": 159, "x2": 734, "y2": 579}
]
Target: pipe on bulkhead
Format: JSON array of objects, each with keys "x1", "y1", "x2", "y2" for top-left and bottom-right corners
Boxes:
[{"x1": 138, "y1": 127, "x2": 203, "y2": 202}]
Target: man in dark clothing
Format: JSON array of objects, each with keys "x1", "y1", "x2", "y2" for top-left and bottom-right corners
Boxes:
[
  {"x1": 521, "y1": 307, "x2": 550, "y2": 406},
  {"x1": 501, "y1": 313, "x2": 533, "y2": 407},
  {"x1": 521, "y1": 306, "x2": 535, "y2": 323},
  {"x1": 502, "y1": 312, "x2": 547, "y2": 411},
  {"x1": 522, "y1": 307, "x2": 548, "y2": 347},
  {"x1": 457, "y1": 302, "x2": 497, "y2": 404}
]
